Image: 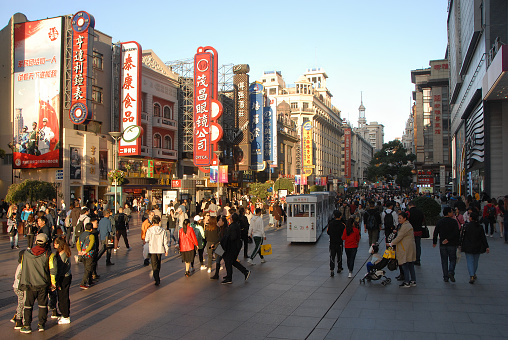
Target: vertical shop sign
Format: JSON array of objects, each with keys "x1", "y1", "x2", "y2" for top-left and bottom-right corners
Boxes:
[
  {"x1": 249, "y1": 82, "x2": 264, "y2": 171},
  {"x1": 344, "y1": 128, "x2": 351, "y2": 179},
  {"x1": 302, "y1": 121, "x2": 313, "y2": 176}
]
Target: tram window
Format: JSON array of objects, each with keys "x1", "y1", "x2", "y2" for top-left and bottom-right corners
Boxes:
[
  {"x1": 310, "y1": 204, "x2": 315, "y2": 217},
  {"x1": 292, "y1": 203, "x2": 310, "y2": 217}
]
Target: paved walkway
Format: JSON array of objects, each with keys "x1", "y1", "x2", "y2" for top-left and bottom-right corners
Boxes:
[{"x1": 0, "y1": 214, "x2": 506, "y2": 339}]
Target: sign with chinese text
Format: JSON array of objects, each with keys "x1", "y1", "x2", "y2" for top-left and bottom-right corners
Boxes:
[
  {"x1": 344, "y1": 128, "x2": 352, "y2": 179},
  {"x1": 147, "y1": 159, "x2": 154, "y2": 178},
  {"x1": 249, "y1": 82, "x2": 264, "y2": 171},
  {"x1": 302, "y1": 121, "x2": 313, "y2": 176},
  {"x1": 269, "y1": 97, "x2": 278, "y2": 167},
  {"x1": 13, "y1": 17, "x2": 63, "y2": 169},
  {"x1": 193, "y1": 46, "x2": 223, "y2": 169},
  {"x1": 233, "y1": 65, "x2": 250, "y2": 169},
  {"x1": 119, "y1": 41, "x2": 142, "y2": 156},
  {"x1": 219, "y1": 165, "x2": 228, "y2": 183},
  {"x1": 263, "y1": 107, "x2": 272, "y2": 163},
  {"x1": 69, "y1": 11, "x2": 95, "y2": 125},
  {"x1": 171, "y1": 180, "x2": 182, "y2": 188}
]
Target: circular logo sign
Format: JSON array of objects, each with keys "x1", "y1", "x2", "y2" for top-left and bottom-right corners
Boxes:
[
  {"x1": 71, "y1": 11, "x2": 95, "y2": 33},
  {"x1": 15, "y1": 159, "x2": 21, "y2": 167},
  {"x1": 122, "y1": 125, "x2": 142, "y2": 143},
  {"x1": 303, "y1": 122, "x2": 312, "y2": 130},
  {"x1": 69, "y1": 103, "x2": 89, "y2": 125}
]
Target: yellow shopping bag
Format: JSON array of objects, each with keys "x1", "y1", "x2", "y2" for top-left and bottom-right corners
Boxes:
[
  {"x1": 260, "y1": 244, "x2": 272, "y2": 256},
  {"x1": 383, "y1": 247, "x2": 396, "y2": 259}
]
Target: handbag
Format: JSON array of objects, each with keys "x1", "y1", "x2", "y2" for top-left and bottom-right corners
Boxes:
[
  {"x1": 214, "y1": 243, "x2": 225, "y2": 257},
  {"x1": 105, "y1": 234, "x2": 115, "y2": 249},
  {"x1": 387, "y1": 259, "x2": 398, "y2": 271},
  {"x1": 421, "y1": 226, "x2": 430, "y2": 239},
  {"x1": 382, "y1": 247, "x2": 396, "y2": 259},
  {"x1": 260, "y1": 244, "x2": 272, "y2": 256}
]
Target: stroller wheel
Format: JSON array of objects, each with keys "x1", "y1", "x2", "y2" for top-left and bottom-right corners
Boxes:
[
  {"x1": 381, "y1": 281, "x2": 387, "y2": 286},
  {"x1": 386, "y1": 278, "x2": 391, "y2": 284}
]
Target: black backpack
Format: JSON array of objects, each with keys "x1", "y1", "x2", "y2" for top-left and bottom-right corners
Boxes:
[
  {"x1": 366, "y1": 211, "x2": 377, "y2": 230},
  {"x1": 488, "y1": 206, "x2": 497, "y2": 222},
  {"x1": 75, "y1": 219, "x2": 84, "y2": 239},
  {"x1": 384, "y1": 211, "x2": 394, "y2": 229},
  {"x1": 116, "y1": 213, "x2": 126, "y2": 229}
]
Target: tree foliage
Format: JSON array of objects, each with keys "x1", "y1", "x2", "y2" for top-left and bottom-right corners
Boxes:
[
  {"x1": 273, "y1": 178, "x2": 294, "y2": 193},
  {"x1": 412, "y1": 196, "x2": 441, "y2": 225},
  {"x1": 248, "y1": 181, "x2": 273, "y2": 201},
  {"x1": 309, "y1": 185, "x2": 325, "y2": 192},
  {"x1": 5, "y1": 180, "x2": 56, "y2": 204},
  {"x1": 367, "y1": 140, "x2": 416, "y2": 188}
]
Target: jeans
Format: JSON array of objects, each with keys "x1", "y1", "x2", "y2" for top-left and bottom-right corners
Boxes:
[
  {"x1": 401, "y1": 262, "x2": 416, "y2": 283},
  {"x1": 484, "y1": 220, "x2": 495, "y2": 235},
  {"x1": 439, "y1": 245, "x2": 457, "y2": 279},
  {"x1": 10, "y1": 233, "x2": 19, "y2": 248},
  {"x1": 329, "y1": 243, "x2": 343, "y2": 270},
  {"x1": 465, "y1": 253, "x2": 480, "y2": 277},
  {"x1": 97, "y1": 241, "x2": 112, "y2": 264},
  {"x1": 344, "y1": 247, "x2": 358, "y2": 272},
  {"x1": 414, "y1": 236, "x2": 421, "y2": 262},
  {"x1": 167, "y1": 229, "x2": 177, "y2": 246}
]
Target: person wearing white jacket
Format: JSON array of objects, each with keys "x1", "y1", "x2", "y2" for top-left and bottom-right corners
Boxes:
[
  {"x1": 247, "y1": 208, "x2": 266, "y2": 265},
  {"x1": 144, "y1": 215, "x2": 169, "y2": 286}
]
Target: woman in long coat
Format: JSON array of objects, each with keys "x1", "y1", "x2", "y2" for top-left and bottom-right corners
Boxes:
[
  {"x1": 460, "y1": 211, "x2": 489, "y2": 283},
  {"x1": 390, "y1": 211, "x2": 416, "y2": 288}
]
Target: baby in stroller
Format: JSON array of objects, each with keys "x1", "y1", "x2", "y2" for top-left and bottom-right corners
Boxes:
[{"x1": 360, "y1": 244, "x2": 393, "y2": 286}]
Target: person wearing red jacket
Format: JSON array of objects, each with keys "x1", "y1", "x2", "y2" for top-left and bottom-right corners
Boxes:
[
  {"x1": 179, "y1": 219, "x2": 198, "y2": 277},
  {"x1": 342, "y1": 217, "x2": 361, "y2": 278}
]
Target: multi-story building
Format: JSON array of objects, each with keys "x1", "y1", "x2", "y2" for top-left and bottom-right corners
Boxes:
[
  {"x1": 411, "y1": 59, "x2": 451, "y2": 194},
  {"x1": 343, "y1": 120, "x2": 373, "y2": 188},
  {"x1": 401, "y1": 105, "x2": 415, "y2": 154},
  {"x1": 259, "y1": 69, "x2": 343, "y2": 190},
  {"x1": 448, "y1": 0, "x2": 508, "y2": 197},
  {"x1": 355, "y1": 98, "x2": 384, "y2": 152}
]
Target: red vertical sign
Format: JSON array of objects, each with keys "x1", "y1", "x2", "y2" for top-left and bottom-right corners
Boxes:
[{"x1": 344, "y1": 128, "x2": 351, "y2": 179}]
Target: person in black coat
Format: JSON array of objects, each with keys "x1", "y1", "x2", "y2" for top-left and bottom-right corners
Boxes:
[
  {"x1": 408, "y1": 201, "x2": 425, "y2": 266},
  {"x1": 220, "y1": 213, "x2": 250, "y2": 284},
  {"x1": 460, "y1": 212, "x2": 489, "y2": 284},
  {"x1": 433, "y1": 207, "x2": 461, "y2": 282},
  {"x1": 327, "y1": 210, "x2": 345, "y2": 276}
]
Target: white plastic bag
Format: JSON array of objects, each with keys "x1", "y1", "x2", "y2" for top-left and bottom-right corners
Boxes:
[{"x1": 143, "y1": 243, "x2": 149, "y2": 260}]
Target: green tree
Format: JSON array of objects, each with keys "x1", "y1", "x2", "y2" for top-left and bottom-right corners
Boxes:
[
  {"x1": 5, "y1": 179, "x2": 56, "y2": 204},
  {"x1": 273, "y1": 178, "x2": 294, "y2": 193},
  {"x1": 309, "y1": 185, "x2": 325, "y2": 192},
  {"x1": 367, "y1": 140, "x2": 416, "y2": 188},
  {"x1": 412, "y1": 196, "x2": 441, "y2": 225},
  {"x1": 248, "y1": 181, "x2": 273, "y2": 201}
]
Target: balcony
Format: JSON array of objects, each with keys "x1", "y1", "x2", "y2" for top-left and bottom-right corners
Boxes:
[
  {"x1": 153, "y1": 116, "x2": 177, "y2": 130},
  {"x1": 153, "y1": 147, "x2": 177, "y2": 159}
]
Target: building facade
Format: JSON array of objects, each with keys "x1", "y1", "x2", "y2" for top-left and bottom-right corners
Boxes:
[
  {"x1": 401, "y1": 105, "x2": 415, "y2": 154},
  {"x1": 448, "y1": 0, "x2": 508, "y2": 198},
  {"x1": 354, "y1": 98, "x2": 384, "y2": 152}
]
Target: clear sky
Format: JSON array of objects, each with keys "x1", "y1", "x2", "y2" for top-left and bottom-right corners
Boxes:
[{"x1": 3, "y1": 0, "x2": 449, "y2": 142}]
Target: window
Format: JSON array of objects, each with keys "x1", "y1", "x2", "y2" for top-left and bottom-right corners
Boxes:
[
  {"x1": 269, "y1": 88, "x2": 276, "y2": 95},
  {"x1": 92, "y1": 86, "x2": 103, "y2": 103},
  {"x1": 93, "y1": 51, "x2": 103, "y2": 70},
  {"x1": 3, "y1": 154, "x2": 12, "y2": 165},
  {"x1": 164, "y1": 135, "x2": 172, "y2": 149},
  {"x1": 153, "y1": 134, "x2": 162, "y2": 148},
  {"x1": 163, "y1": 106, "x2": 171, "y2": 119},
  {"x1": 153, "y1": 103, "x2": 161, "y2": 117},
  {"x1": 262, "y1": 79, "x2": 266, "y2": 83},
  {"x1": 303, "y1": 102, "x2": 309, "y2": 109},
  {"x1": 290, "y1": 102, "x2": 298, "y2": 109},
  {"x1": 271, "y1": 78, "x2": 275, "y2": 82}
]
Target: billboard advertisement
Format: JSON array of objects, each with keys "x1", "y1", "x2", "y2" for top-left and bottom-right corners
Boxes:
[
  {"x1": 69, "y1": 11, "x2": 95, "y2": 125},
  {"x1": 70, "y1": 147, "x2": 82, "y2": 179},
  {"x1": 193, "y1": 46, "x2": 223, "y2": 169},
  {"x1": 233, "y1": 66, "x2": 250, "y2": 169},
  {"x1": 219, "y1": 165, "x2": 228, "y2": 183},
  {"x1": 119, "y1": 41, "x2": 142, "y2": 156},
  {"x1": 344, "y1": 128, "x2": 351, "y2": 179},
  {"x1": 13, "y1": 17, "x2": 63, "y2": 169},
  {"x1": 263, "y1": 106, "x2": 272, "y2": 163},
  {"x1": 302, "y1": 121, "x2": 313, "y2": 176},
  {"x1": 209, "y1": 166, "x2": 218, "y2": 183},
  {"x1": 269, "y1": 97, "x2": 278, "y2": 168},
  {"x1": 249, "y1": 82, "x2": 264, "y2": 171}
]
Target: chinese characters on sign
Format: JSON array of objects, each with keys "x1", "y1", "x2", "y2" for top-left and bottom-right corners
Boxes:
[
  {"x1": 344, "y1": 128, "x2": 351, "y2": 179},
  {"x1": 263, "y1": 107, "x2": 272, "y2": 162},
  {"x1": 302, "y1": 121, "x2": 313, "y2": 176},
  {"x1": 233, "y1": 67, "x2": 250, "y2": 169},
  {"x1": 119, "y1": 41, "x2": 142, "y2": 156},
  {"x1": 249, "y1": 82, "x2": 264, "y2": 171},
  {"x1": 69, "y1": 11, "x2": 95, "y2": 125},
  {"x1": 433, "y1": 94, "x2": 442, "y2": 135}
]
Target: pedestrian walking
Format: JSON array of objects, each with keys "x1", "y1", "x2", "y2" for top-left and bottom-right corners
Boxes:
[
  {"x1": 114, "y1": 207, "x2": 130, "y2": 251},
  {"x1": 407, "y1": 201, "x2": 425, "y2": 266},
  {"x1": 97, "y1": 211, "x2": 114, "y2": 266},
  {"x1": 144, "y1": 215, "x2": 169, "y2": 286},
  {"x1": 221, "y1": 213, "x2": 250, "y2": 284},
  {"x1": 179, "y1": 219, "x2": 198, "y2": 277},
  {"x1": 363, "y1": 202, "x2": 382, "y2": 246},
  {"x1": 327, "y1": 210, "x2": 345, "y2": 276},
  {"x1": 247, "y1": 208, "x2": 266, "y2": 266},
  {"x1": 342, "y1": 217, "x2": 360, "y2": 278},
  {"x1": 433, "y1": 207, "x2": 461, "y2": 282},
  {"x1": 389, "y1": 212, "x2": 416, "y2": 288},
  {"x1": 8, "y1": 212, "x2": 19, "y2": 249},
  {"x1": 50, "y1": 237, "x2": 72, "y2": 324},
  {"x1": 459, "y1": 212, "x2": 489, "y2": 283}
]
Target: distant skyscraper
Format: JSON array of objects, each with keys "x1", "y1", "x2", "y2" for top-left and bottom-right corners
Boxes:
[{"x1": 358, "y1": 92, "x2": 366, "y2": 128}]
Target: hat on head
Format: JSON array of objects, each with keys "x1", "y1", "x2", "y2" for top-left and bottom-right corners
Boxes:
[
  {"x1": 194, "y1": 215, "x2": 202, "y2": 222},
  {"x1": 36, "y1": 233, "x2": 48, "y2": 244},
  {"x1": 42, "y1": 118, "x2": 48, "y2": 122}
]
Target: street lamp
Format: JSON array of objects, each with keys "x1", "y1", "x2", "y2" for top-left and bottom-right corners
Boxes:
[
  {"x1": 266, "y1": 160, "x2": 273, "y2": 196},
  {"x1": 213, "y1": 150, "x2": 223, "y2": 202},
  {"x1": 109, "y1": 131, "x2": 123, "y2": 215}
]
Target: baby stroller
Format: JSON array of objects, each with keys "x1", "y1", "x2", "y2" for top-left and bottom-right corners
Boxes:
[{"x1": 360, "y1": 245, "x2": 396, "y2": 286}]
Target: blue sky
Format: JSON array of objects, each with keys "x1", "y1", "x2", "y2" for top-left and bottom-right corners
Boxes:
[{"x1": 3, "y1": 0, "x2": 449, "y2": 142}]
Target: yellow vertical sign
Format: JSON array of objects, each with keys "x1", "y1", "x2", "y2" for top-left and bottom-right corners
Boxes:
[{"x1": 302, "y1": 121, "x2": 313, "y2": 176}]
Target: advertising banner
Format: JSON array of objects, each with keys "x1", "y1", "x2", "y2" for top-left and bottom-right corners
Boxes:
[
  {"x1": 263, "y1": 106, "x2": 272, "y2": 163},
  {"x1": 119, "y1": 41, "x2": 142, "y2": 156},
  {"x1": 193, "y1": 46, "x2": 223, "y2": 169},
  {"x1": 294, "y1": 175, "x2": 300, "y2": 185},
  {"x1": 269, "y1": 97, "x2": 278, "y2": 168},
  {"x1": 210, "y1": 166, "x2": 218, "y2": 183},
  {"x1": 301, "y1": 175, "x2": 308, "y2": 185},
  {"x1": 162, "y1": 190, "x2": 178, "y2": 214},
  {"x1": 233, "y1": 67, "x2": 250, "y2": 169},
  {"x1": 70, "y1": 147, "x2": 82, "y2": 179},
  {"x1": 219, "y1": 165, "x2": 228, "y2": 183},
  {"x1": 13, "y1": 17, "x2": 63, "y2": 169},
  {"x1": 249, "y1": 82, "x2": 264, "y2": 171},
  {"x1": 344, "y1": 128, "x2": 351, "y2": 179},
  {"x1": 69, "y1": 11, "x2": 95, "y2": 125},
  {"x1": 302, "y1": 121, "x2": 313, "y2": 176}
]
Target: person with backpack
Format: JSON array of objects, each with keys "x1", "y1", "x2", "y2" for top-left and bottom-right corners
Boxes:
[
  {"x1": 482, "y1": 198, "x2": 497, "y2": 237},
  {"x1": 73, "y1": 208, "x2": 90, "y2": 247},
  {"x1": 114, "y1": 208, "x2": 130, "y2": 251},
  {"x1": 381, "y1": 202, "x2": 398, "y2": 246},
  {"x1": 363, "y1": 202, "x2": 382, "y2": 246}
]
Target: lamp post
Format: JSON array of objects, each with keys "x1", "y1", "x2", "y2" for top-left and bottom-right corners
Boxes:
[
  {"x1": 213, "y1": 150, "x2": 223, "y2": 202},
  {"x1": 109, "y1": 131, "x2": 123, "y2": 215},
  {"x1": 266, "y1": 160, "x2": 273, "y2": 197}
]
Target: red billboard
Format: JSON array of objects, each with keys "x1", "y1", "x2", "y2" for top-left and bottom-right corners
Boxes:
[
  {"x1": 344, "y1": 128, "x2": 352, "y2": 179},
  {"x1": 118, "y1": 42, "x2": 142, "y2": 156},
  {"x1": 69, "y1": 11, "x2": 95, "y2": 125},
  {"x1": 13, "y1": 17, "x2": 63, "y2": 169},
  {"x1": 193, "y1": 46, "x2": 223, "y2": 170}
]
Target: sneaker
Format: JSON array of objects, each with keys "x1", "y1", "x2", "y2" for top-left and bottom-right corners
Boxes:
[
  {"x1": 469, "y1": 276, "x2": 475, "y2": 284},
  {"x1": 200, "y1": 265, "x2": 207, "y2": 270},
  {"x1": 51, "y1": 308, "x2": 61, "y2": 319},
  {"x1": 260, "y1": 258, "x2": 266, "y2": 263},
  {"x1": 448, "y1": 274, "x2": 455, "y2": 282},
  {"x1": 210, "y1": 274, "x2": 219, "y2": 280},
  {"x1": 221, "y1": 279, "x2": 232, "y2": 284},
  {"x1": 15, "y1": 245, "x2": 20, "y2": 249},
  {"x1": 106, "y1": 262, "x2": 115, "y2": 266},
  {"x1": 348, "y1": 272, "x2": 352, "y2": 278},
  {"x1": 185, "y1": 271, "x2": 190, "y2": 277},
  {"x1": 20, "y1": 326, "x2": 32, "y2": 334},
  {"x1": 80, "y1": 284, "x2": 89, "y2": 289},
  {"x1": 113, "y1": 249, "x2": 117, "y2": 252},
  {"x1": 337, "y1": 268, "x2": 343, "y2": 273},
  {"x1": 58, "y1": 317, "x2": 71, "y2": 324},
  {"x1": 245, "y1": 271, "x2": 251, "y2": 281},
  {"x1": 443, "y1": 278, "x2": 449, "y2": 282},
  {"x1": 10, "y1": 314, "x2": 16, "y2": 323},
  {"x1": 207, "y1": 268, "x2": 212, "y2": 273},
  {"x1": 247, "y1": 258, "x2": 254, "y2": 265},
  {"x1": 190, "y1": 267, "x2": 195, "y2": 273},
  {"x1": 330, "y1": 271, "x2": 335, "y2": 277},
  {"x1": 127, "y1": 247, "x2": 131, "y2": 251},
  {"x1": 38, "y1": 324, "x2": 45, "y2": 332},
  {"x1": 399, "y1": 282, "x2": 411, "y2": 288},
  {"x1": 410, "y1": 281, "x2": 417, "y2": 287},
  {"x1": 14, "y1": 319, "x2": 23, "y2": 329}
]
